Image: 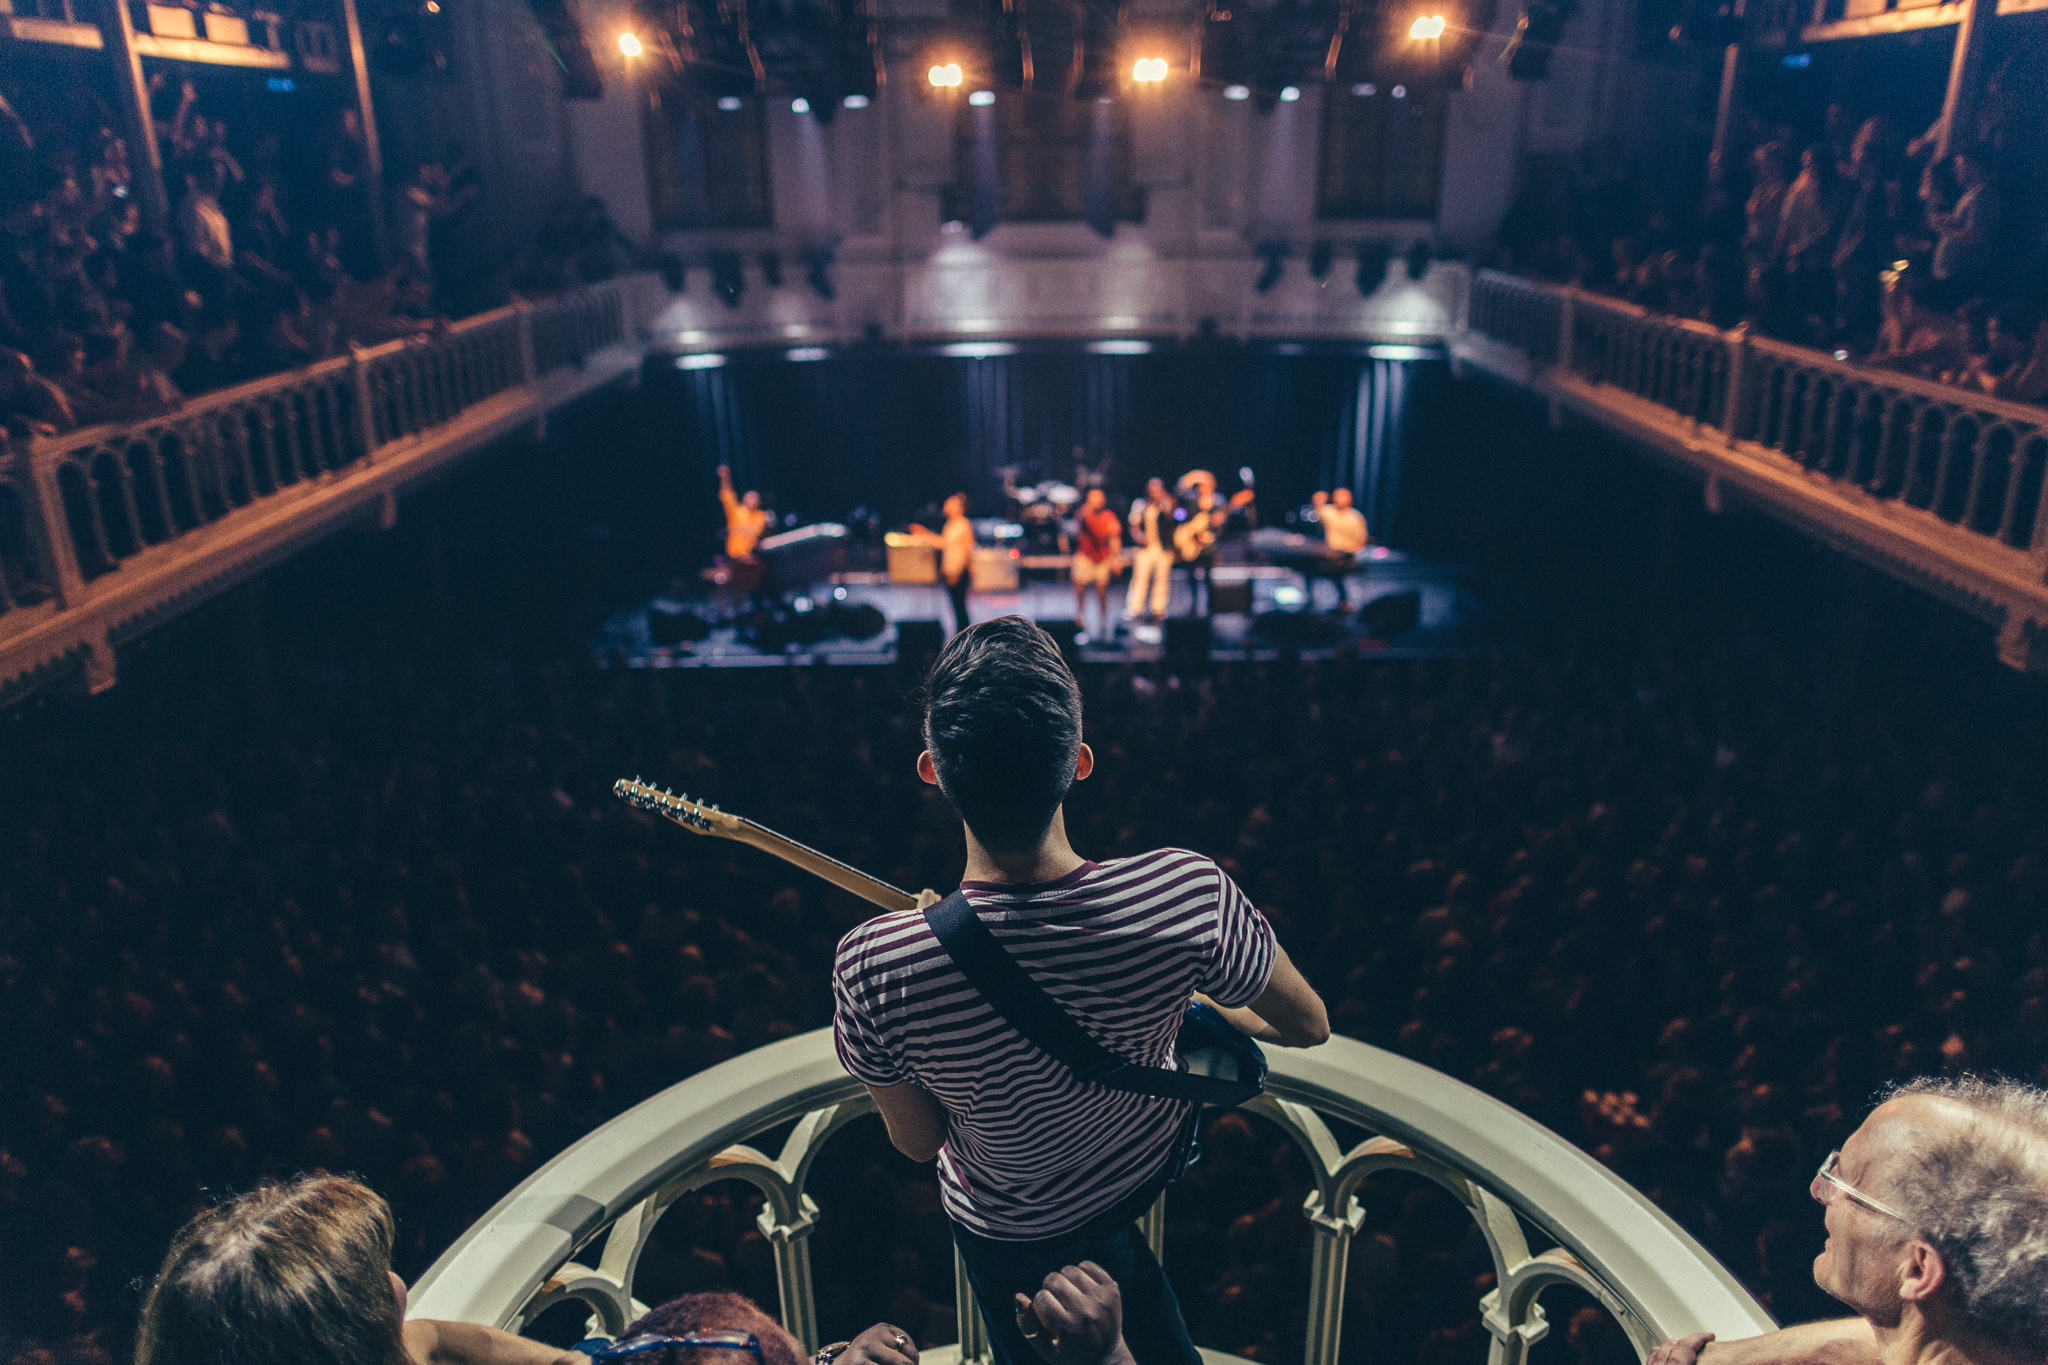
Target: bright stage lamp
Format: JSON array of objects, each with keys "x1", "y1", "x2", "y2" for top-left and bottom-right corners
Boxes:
[
  {"x1": 928, "y1": 62, "x2": 962, "y2": 87},
  {"x1": 617, "y1": 31, "x2": 641, "y2": 55},
  {"x1": 1131, "y1": 56, "x2": 1168, "y2": 81},
  {"x1": 968, "y1": 88, "x2": 996, "y2": 105},
  {"x1": 1409, "y1": 13, "x2": 1446, "y2": 37},
  {"x1": 1279, "y1": 84, "x2": 1301, "y2": 100}
]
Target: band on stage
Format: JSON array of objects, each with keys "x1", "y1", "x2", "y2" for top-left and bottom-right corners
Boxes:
[{"x1": 709, "y1": 460, "x2": 1369, "y2": 637}]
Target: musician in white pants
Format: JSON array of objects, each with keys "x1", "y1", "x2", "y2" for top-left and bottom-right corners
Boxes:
[{"x1": 1125, "y1": 480, "x2": 1175, "y2": 623}]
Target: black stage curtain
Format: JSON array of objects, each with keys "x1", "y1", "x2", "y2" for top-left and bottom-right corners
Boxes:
[{"x1": 659, "y1": 347, "x2": 1443, "y2": 535}]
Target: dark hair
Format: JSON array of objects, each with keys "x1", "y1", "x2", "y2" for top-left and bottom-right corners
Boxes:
[
  {"x1": 621, "y1": 1293, "x2": 805, "y2": 1365},
  {"x1": 136, "y1": 1173, "x2": 408, "y2": 1365},
  {"x1": 921, "y1": 616, "x2": 1082, "y2": 853}
]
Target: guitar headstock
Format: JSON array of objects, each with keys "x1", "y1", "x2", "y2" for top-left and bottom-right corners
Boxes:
[{"x1": 613, "y1": 778, "x2": 746, "y2": 838}]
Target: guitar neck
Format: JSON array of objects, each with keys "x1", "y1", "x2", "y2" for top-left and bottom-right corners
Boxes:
[{"x1": 730, "y1": 819, "x2": 918, "y2": 913}]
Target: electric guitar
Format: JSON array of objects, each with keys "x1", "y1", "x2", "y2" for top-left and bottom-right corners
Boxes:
[
  {"x1": 613, "y1": 778, "x2": 917, "y2": 912},
  {"x1": 1173, "y1": 488, "x2": 1256, "y2": 561},
  {"x1": 617, "y1": 777, "x2": 1269, "y2": 1104}
]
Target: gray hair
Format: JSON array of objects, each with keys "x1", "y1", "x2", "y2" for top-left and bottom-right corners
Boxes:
[{"x1": 1878, "y1": 1077, "x2": 2048, "y2": 1358}]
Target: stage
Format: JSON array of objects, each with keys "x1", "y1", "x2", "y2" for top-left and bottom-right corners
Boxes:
[{"x1": 595, "y1": 547, "x2": 1495, "y2": 669}]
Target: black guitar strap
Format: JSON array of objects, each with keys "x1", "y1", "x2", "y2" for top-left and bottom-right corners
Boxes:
[{"x1": 923, "y1": 891, "x2": 1262, "y2": 1106}]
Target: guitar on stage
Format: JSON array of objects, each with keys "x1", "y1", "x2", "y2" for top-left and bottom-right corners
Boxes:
[{"x1": 1171, "y1": 472, "x2": 1256, "y2": 562}]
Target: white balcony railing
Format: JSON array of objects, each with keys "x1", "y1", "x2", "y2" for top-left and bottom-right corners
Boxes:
[
  {"x1": 0, "y1": 275, "x2": 657, "y2": 700},
  {"x1": 410, "y1": 1030, "x2": 1773, "y2": 1365},
  {"x1": 1456, "y1": 269, "x2": 2048, "y2": 668}
]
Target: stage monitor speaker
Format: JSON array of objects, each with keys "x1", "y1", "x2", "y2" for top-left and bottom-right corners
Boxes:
[
  {"x1": 830, "y1": 602, "x2": 888, "y2": 641},
  {"x1": 895, "y1": 620, "x2": 945, "y2": 666},
  {"x1": 1164, "y1": 616, "x2": 1211, "y2": 664},
  {"x1": 1250, "y1": 610, "x2": 1347, "y2": 649},
  {"x1": 1358, "y1": 590, "x2": 1421, "y2": 640},
  {"x1": 1210, "y1": 579, "x2": 1253, "y2": 615},
  {"x1": 649, "y1": 605, "x2": 712, "y2": 646}
]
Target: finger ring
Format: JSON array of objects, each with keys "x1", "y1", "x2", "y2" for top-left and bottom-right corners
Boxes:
[
  {"x1": 892, "y1": 1337, "x2": 908, "y2": 1348},
  {"x1": 1020, "y1": 1331, "x2": 1041, "y2": 1341}
]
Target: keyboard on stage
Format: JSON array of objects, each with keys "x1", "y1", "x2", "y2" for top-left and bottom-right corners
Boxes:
[{"x1": 758, "y1": 523, "x2": 849, "y2": 592}]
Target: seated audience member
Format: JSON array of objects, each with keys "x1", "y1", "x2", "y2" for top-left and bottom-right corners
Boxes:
[
  {"x1": 0, "y1": 346, "x2": 77, "y2": 437},
  {"x1": 1649, "y1": 1077, "x2": 2048, "y2": 1365},
  {"x1": 139, "y1": 1173, "x2": 579, "y2": 1365}
]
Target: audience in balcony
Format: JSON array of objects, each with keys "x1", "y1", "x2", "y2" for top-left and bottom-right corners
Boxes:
[
  {"x1": 0, "y1": 74, "x2": 637, "y2": 436},
  {"x1": 1495, "y1": 91, "x2": 2048, "y2": 409}
]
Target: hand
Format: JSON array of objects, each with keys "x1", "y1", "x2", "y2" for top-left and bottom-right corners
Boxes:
[
  {"x1": 843, "y1": 1324, "x2": 918, "y2": 1365},
  {"x1": 1648, "y1": 1332, "x2": 1716, "y2": 1365},
  {"x1": 915, "y1": 889, "x2": 942, "y2": 910},
  {"x1": 1013, "y1": 1262, "x2": 1130, "y2": 1365},
  {"x1": 717, "y1": 464, "x2": 731, "y2": 480}
]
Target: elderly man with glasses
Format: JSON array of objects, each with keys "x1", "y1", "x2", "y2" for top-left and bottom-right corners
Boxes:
[{"x1": 1648, "y1": 1077, "x2": 2048, "y2": 1365}]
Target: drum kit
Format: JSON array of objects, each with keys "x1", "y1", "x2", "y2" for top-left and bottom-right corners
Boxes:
[{"x1": 1005, "y1": 474, "x2": 1083, "y2": 554}]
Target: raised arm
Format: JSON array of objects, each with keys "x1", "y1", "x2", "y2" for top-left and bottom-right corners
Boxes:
[{"x1": 1648, "y1": 1321, "x2": 1878, "y2": 1365}]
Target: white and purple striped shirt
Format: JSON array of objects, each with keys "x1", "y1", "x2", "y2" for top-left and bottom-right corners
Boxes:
[{"x1": 831, "y1": 849, "x2": 1277, "y2": 1239}]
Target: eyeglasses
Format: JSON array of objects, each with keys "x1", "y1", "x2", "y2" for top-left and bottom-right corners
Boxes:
[
  {"x1": 591, "y1": 1333, "x2": 764, "y2": 1363},
  {"x1": 1811, "y1": 1149, "x2": 1908, "y2": 1222}
]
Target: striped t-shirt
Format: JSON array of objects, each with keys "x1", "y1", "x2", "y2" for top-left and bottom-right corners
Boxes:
[{"x1": 831, "y1": 849, "x2": 1277, "y2": 1240}]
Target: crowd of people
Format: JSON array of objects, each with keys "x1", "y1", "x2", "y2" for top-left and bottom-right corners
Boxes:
[
  {"x1": 4, "y1": 506, "x2": 2044, "y2": 1365},
  {"x1": 1493, "y1": 67, "x2": 2048, "y2": 407},
  {"x1": 0, "y1": 77, "x2": 642, "y2": 445}
]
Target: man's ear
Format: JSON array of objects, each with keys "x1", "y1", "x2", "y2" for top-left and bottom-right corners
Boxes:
[
  {"x1": 917, "y1": 750, "x2": 940, "y2": 786},
  {"x1": 1898, "y1": 1240, "x2": 1946, "y2": 1303},
  {"x1": 1074, "y1": 743, "x2": 1094, "y2": 782},
  {"x1": 389, "y1": 1270, "x2": 409, "y2": 1317}
]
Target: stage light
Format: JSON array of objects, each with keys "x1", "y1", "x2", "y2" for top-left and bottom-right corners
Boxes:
[
  {"x1": 1353, "y1": 82, "x2": 1377, "y2": 95},
  {"x1": 843, "y1": 93, "x2": 870, "y2": 108},
  {"x1": 1131, "y1": 56, "x2": 1168, "y2": 81},
  {"x1": 791, "y1": 97, "x2": 810, "y2": 112},
  {"x1": 928, "y1": 62, "x2": 962, "y2": 87},
  {"x1": 617, "y1": 31, "x2": 640, "y2": 55},
  {"x1": 677, "y1": 353, "x2": 727, "y2": 370},
  {"x1": 1279, "y1": 84, "x2": 1300, "y2": 100},
  {"x1": 1410, "y1": 13, "x2": 1447, "y2": 37},
  {"x1": 1392, "y1": 83, "x2": 1407, "y2": 96},
  {"x1": 1223, "y1": 83, "x2": 1250, "y2": 99},
  {"x1": 717, "y1": 95, "x2": 743, "y2": 111},
  {"x1": 968, "y1": 88, "x2": 995, "y2": 105}
]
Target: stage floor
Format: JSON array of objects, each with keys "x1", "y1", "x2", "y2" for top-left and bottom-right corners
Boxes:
[{"x1": 596, "y1": 548, "x2": 1494, "y2": 669}]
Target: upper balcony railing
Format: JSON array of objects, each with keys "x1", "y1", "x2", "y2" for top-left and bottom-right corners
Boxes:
[
  {"x1": 410, "y1": 1030, "x2": 1773, "y2": 1365},
  {"x1": 1457, "y1": 268, "x2": 2048, "y2": 667},
  {"x1": 0, "y1": 275, "x2": 650, "y2": 700}
]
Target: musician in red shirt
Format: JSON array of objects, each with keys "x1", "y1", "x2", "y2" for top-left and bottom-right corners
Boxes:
[{"x1": 1071, "y1": 488, "x2": 1124, "y2": 640}]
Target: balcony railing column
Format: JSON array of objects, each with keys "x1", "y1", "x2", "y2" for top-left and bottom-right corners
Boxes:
[
  {"x1": 1721, "y1": 324, "x2": 1750, "y2": 446},
  {"x1": 1301, "y1": 1189, "x2": 1367, "y2": 1365},
  {"x1": 1481, "y1": 1286, "x2": 1551, "y2": 1365},
  {"x1": 351, "y1": 348, "x2": 380, "y2": 463},
  {"x1": 27, "y1": 452, "x2": 88, "y2": 609},
  {"x1": 1556, "y1": 293, "x2": 1575, "y2": 374},
  {"x1": 516, "y1": 299, "x2": 546, "y2": 442},
  {"x1": 757, "y1": 1196, "x2": 822, "y2": 1353}
]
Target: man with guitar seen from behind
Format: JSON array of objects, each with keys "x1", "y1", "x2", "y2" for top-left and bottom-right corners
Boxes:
[{"x1": 831, "y1": 618, "x2": 1329, "y2": 1365}]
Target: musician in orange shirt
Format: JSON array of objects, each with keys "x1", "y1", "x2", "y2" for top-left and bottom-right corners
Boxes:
[
  {"x1": 1071, "y1": 487, "x2": 1124, "y2": 640},
  {"x1": 717, "y1": 465, "x2": 769, "y2": 561}
]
